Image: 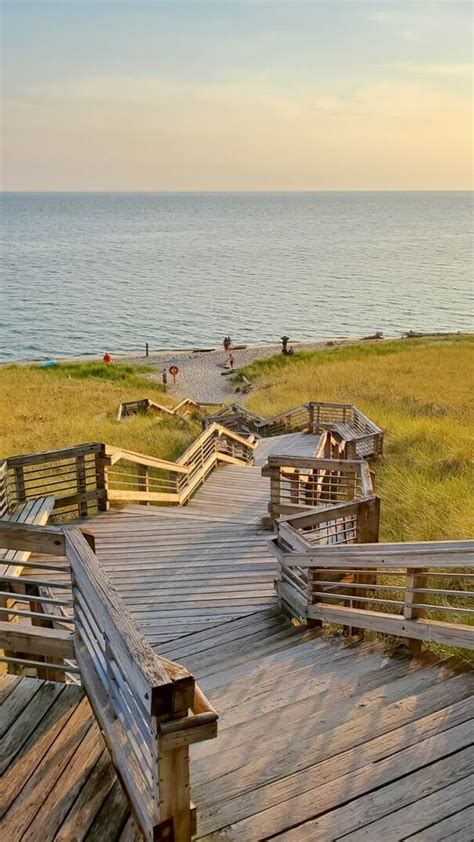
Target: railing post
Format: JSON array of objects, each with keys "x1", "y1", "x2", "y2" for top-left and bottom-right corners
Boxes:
[
  {"x1": 156, "y1": 738, "x2": 193, "y2": 841},
  {"x1": 76, "y1": 454, "x2": 88, "y2": 517},
  {"x1": 308, "y1": 402, "x2": 315, "y2": 433},
  {"x1": 404, "y1": 568, "x2": 427, "y2": 655},
  {"x1": 268, "y1": 465, "x2": 282, "y2": 524},
  {"x1": 137, "y1": 463, "x2": 149, "y2": 505},
  {"x1": 353, "y1": 497, "x2": 381, "y2": 634},
  {"x1": 307, "y1": 568, "x2": 323, "y2": 629},
  {"x1": 13, "y1": 465, "x2": 26, "y2": 503},
  {"x1": 95, "y1": 445, "x2": 110, "y2": 511}
]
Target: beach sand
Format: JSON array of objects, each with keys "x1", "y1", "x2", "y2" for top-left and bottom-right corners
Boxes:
[{"x1": 119, "y1": 337, "x2": 356, "y2": 403}]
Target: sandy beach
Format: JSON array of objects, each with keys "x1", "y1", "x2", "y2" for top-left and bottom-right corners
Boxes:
[{"x1": 119, "y1": 337, "x2": 358, "y2": 403}]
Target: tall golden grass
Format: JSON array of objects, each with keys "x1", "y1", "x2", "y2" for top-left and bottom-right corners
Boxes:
[{"x1": 0, "y1": 363, "x2": 199, "y2": 460}]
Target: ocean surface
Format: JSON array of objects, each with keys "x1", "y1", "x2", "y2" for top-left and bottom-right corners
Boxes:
[{"x1": 1, "y1": 191, "x2": 472, "y2": 360}]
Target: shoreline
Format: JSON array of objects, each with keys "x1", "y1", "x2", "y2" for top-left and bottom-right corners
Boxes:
[
  {"x1": 0, "y1": 336, "x2": 357, "y2": 366},
  {"x1": 2, "y1": 331, "x2": 468, "y2": 404},
  {"x1": 1, "y1": 329, "x2": 465, "y2": 367}
]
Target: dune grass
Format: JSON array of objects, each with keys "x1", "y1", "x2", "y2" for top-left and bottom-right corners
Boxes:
[
  {"x1": 0, "y1": 362, "x2": 199, "y2": 461},
  {"x1": 239, "y1": 335, "x2": 474, "y2": 542}
]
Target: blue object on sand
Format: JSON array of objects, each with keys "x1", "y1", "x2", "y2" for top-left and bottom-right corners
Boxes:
[{"x1": 41, "y1": 360, "x2": 58, "y2": 368}]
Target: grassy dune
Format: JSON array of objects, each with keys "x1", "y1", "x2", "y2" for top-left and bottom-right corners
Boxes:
[
  {"x1": 239, "y1": 335, "x2": 474, "y2": 542},
  {"x1": 0, "y1": 362, "x2": 199, "y2": 461}
]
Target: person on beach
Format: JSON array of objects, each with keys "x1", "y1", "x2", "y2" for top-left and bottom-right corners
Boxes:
[
  {"x1": 229, "y1": 352, "x2": 235, "y2": 370},
  {"x1": 103, "y1": 352, "x2": 111, "y2": 363},
  {"x1": 281, "y1": 336, "x2": 290, "y2": 355},
  {"x1": 223, "y1": 337, "x2": 229, "y2": 352}
]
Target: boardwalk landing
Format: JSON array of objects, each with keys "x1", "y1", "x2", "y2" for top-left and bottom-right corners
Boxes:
[{"x1": 2, "y1": 432, "x2": 473, "y2": 840}]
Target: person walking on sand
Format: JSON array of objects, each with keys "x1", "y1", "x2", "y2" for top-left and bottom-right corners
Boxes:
[
  {"x1": 229, "y1": 352, "x2": 235, "y2": 370},
  {"x1": 223, "y1": 337, "x2": 229, "y2": 352}
]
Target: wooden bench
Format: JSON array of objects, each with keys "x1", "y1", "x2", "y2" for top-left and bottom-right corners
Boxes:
[
  {"x1": 332, "y1": 421, "x2": 359, "y2": 443},
  {"x1": 0, "y1": 497, "x2": 55, "y2": 580}
]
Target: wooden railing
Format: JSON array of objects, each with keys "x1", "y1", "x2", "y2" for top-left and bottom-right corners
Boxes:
[
  {"x1": 262, "y1": 455, "x2": 374, "y2": 522},
  {"x1": 106, "y1": 423, "x2": 256, "y2": 506},
  {"x1": 270, "y1": 510, "x2": 474, "y2": 652},
  {"x1": 0, "y1": 520, "x2": 218, "y2": 841},
  {"x1": 257, "y1": 404, "x2": 311, "y2": 437},
  {"x1": 207, "y1": 400, "x2": 383, "y2": 458},
  {"x1": 204, "y1": 403, "x2": 265, "y2": 435},
  {"x1": 307, "y1": 402, "x2": 384, "y2": 458},
  {"x1": 4, "y1": 443, "x2": 109, "y2": 521},
  {"x1": 3, "y1": 424, "x2": 256, "y2": 518},
  {"x1": 117, "y1": 397, "x2": 220, "y2": 422}
]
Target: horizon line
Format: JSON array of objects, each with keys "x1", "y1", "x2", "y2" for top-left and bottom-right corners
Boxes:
[{"x1": 2, "y1": 188, "x2": 473, "y2": 195}]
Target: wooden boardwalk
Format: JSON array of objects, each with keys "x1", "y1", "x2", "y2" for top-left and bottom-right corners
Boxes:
[
  {"x1": 1, "y1": 621, "x2": 473, "y2": 840},
  {"x1": 3, "y1": 431, "x2": 473, "y2": 840},
  {"x1": 73, "y1": 432, "x2": 320, "y2": 647}
]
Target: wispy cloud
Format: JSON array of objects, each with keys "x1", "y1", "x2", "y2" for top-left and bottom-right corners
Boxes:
[
  {"x1": 394, "y1": 62, "x2": 473, "y2": 78},
  {"x1": 3, "y1": 73, "x2": 472, "y2": 190}
]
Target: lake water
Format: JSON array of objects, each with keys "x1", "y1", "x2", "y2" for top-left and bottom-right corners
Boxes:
[{"x1": 1, "y1": 191, "x2": 472, "y2": 360}]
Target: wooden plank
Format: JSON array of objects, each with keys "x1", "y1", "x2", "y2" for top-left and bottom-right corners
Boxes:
[
  {"x1": 83, "y1": 778, "x2": 130, "y2": 842},
  {"x1": 196, "y1": 708, "x2": 473, "y2": 838},
  {"x1": 0, "y1": 622, "x2": 74, "y2": 659},
  {"x1": 53, "y1": 748, "x2": 116, "y2": 841},
  {"x1": 340, "y1": 771, "x2": 474, "y2": 842},
  {"x1": 0, "y1": 674, "x2": 21, "y2": 705},
  {"x1": 0, "y1": 683, "x2": 84, "y2": 817},
  {"x1": 1, "y1": 695, "x2": 92, "y2": 834},
  {"x1": 0, "y1": 681, "x2": 65, "y2": 775},
  {"x1": 282, "y1": 538, "x2": 474, "y2": 559},
  {"x1": 0, "y1": 677, "x2": 43, "y2": 738},
  {"x1": 20, "y1": 721, "x2": 104, "y2": 841},
  {"x1": 191, "y1": 671, "x2": 474, "y2": 797},
  {"x1": 108, "y1": 489, "x2": 180, "y2": 504},
  {"x1": 408, "y1": 805, "x2": 474, "y2": 841},
  {"x1": 282, "y1": 550, "x2": 474, "y2": 568}
]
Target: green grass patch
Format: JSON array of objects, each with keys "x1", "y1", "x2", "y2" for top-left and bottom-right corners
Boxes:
[
  {"x1": 0, "y1": 363, "x2": 198, "y2": 460},
  {"x1": 29, "y1": 360, "x2": 155, "y2": 385}
]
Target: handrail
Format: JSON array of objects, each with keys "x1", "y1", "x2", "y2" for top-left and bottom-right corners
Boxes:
[
  {"x1": 176, "y1": 421, "x2": 255, "y2": 466},
  {"x1": 106, "y1": 445, "x2": 190, "y2": 473},
  {"x1": 3, "y1": 423, "x2": 256, "y2": 518},
  {"x1": 270, "y1": 498, "x2": 474, "y2": 652},
  {"x1": 0, "y1": 520, "x2": 218, "y2": 840},
  {"x1": 262, "y1": 455, "x2": 375, "y2": 523},
  {"x1": 117, "y1": 396, "x2": 221, "y2": 422}
]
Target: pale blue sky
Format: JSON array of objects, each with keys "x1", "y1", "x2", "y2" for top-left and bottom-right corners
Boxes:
[{"x1": 2, "y1": 0, "x2": 473, "y2": 190}]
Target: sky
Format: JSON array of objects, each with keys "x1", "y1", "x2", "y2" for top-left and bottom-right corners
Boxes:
[{"x1": 1, "y1": 0, "x2": 473, "y2": 191}]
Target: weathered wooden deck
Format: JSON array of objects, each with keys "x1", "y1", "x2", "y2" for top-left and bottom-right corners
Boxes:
[
  {"x1": 27, "y1": 432, "x2": 321, "y2": 647},
  {"x1": 2, "y1": 431, "x2": 473, "y2": 840},
  {"x1": 2, "y1": 623, "x2": 472, "y2": 840}
]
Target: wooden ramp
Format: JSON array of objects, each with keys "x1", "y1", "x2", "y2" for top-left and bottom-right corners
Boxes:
[
  {"x1": 82, "y1": 432, "x2": 320, "y2": 647},
  {"x1": 2, "y1": 624, "x2": 472, "y2": 841}
]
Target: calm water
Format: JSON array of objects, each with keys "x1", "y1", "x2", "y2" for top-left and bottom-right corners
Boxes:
[{"x1": 0, "y1": 192, "x2": 472, "y2": 360}]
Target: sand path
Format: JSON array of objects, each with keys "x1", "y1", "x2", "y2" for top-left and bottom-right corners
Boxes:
[{"x1": 121, "y1": 338, "x2": 353, "y2": 403}]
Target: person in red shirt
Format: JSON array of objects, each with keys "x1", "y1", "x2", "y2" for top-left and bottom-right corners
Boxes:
[{"x1": 103, "y1": 352, "x2": 112, "y2": 363}]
